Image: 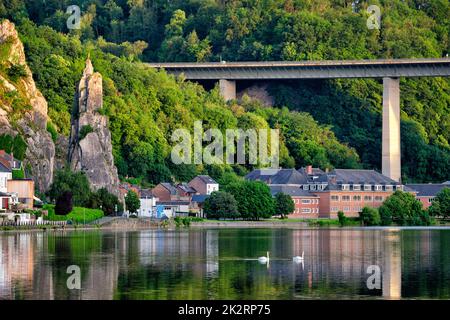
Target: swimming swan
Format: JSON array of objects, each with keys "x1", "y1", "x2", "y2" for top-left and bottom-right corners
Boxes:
[
  {"x1": 293, "y1": 251, "x2": 304, "y2": 263},
  {"x1": 258, "y1": 251, "x2": 270, "y2": 264}
]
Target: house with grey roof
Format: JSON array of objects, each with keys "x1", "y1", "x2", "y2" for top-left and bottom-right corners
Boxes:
[
  {"x1": 406, "y1": 184, "x2": 449, "y2": 209},
  {"x1": 188, "y1": 175, "x2": 219, "y2": 195}
]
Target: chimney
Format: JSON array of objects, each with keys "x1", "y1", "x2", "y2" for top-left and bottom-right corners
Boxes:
[
  {"x1": 325, "y1": 167, "x2": 329, "y2": 173},
  {"x1": 306, "y1": 165, "x2": 313, "y2": 175}
]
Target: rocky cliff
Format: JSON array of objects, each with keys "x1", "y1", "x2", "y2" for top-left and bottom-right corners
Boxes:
[
  {"x1": 68, "y1": 58, "x2": 120, "y2": 196},
  {"x1": 0, "y1": 20, "x2": 55, "y2": 192}
]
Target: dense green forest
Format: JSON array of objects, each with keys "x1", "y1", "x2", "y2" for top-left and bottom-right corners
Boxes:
[{"x1": 1, "y1": 0, "x2": 449, "y2": 183}]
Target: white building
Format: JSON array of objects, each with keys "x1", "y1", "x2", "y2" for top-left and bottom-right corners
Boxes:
[
  {"x1": 188, "y1": 175, "x2": 219, "y2": 195},
  {"x1": 137, "y1": 189, "x2": 158, "y2": 218}
]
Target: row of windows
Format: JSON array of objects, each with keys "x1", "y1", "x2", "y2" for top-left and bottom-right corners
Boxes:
[
  {"x1": 331, "y1": 195, "x2": 384, "y2": 202},
  {"x1": 294, "y1": 208, "x2": 319, "y2": 214},
  {"x1": 331, "y1": 207, "x2": 362, "y2": 212},
  {"x1": 302, "y1": 184, "x2": 326, "y2": 191},
  {"x1": 293, "y1": 198, "x2": 319, "y2": 205},
  {"x1": 340, "y1": 184, "x2": 400, "y2": 191}
]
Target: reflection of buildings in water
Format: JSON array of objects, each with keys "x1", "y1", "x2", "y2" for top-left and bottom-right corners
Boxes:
[
  {"x1": 31, "y1": 233, "x2": 54, "y2": 300},
  {"x1": 205, "y1": 230, "x2": 219, "y2": 275},
  {"x1": 382, "y1": 230, "x2": 401, "y2": 299},
  {"x1": 291, "y1": 229, "x2": 385, "y2": 296},
  {"x1": 0, "y1": 233, "x2": 35, "y2": 299},
  {"x1": 82, "y1": 252, "x2": 119, "y2": 300}
]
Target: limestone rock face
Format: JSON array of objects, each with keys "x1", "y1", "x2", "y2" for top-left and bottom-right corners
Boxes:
[
  {"x1": 0, "y1": 20, "x2": 55, "y2": 192},
  {"x1": 68, "y1": 59, "x2": 120, "y2": 196},
  {"x1": 237, "y1": 83, "x2": 275, "y2": 107}
]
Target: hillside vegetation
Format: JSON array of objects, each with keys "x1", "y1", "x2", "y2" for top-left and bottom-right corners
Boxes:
[{"x1": 1, "y1": 0, "x2": 449, "y2": 183}]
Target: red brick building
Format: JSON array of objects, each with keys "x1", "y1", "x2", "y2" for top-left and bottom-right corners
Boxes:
[{"x1": 405, "y1": 184, "x2": 449, "y2": 209}]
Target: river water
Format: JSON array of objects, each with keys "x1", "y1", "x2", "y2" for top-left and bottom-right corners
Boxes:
[{"x1": 0, "y1": 228, "x2": 449, "y2": 300}]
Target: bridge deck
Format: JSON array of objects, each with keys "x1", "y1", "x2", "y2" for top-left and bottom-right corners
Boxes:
[{"x1": 146, "y1": 58, "x2": 450, "y2": 80}]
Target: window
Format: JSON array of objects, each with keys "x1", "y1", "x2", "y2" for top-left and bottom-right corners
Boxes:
[
  {"x1": 396, "y1": 185, "x2": 404, "y2": 191},
  {"x1": 303, "y1": 185, "x2": 309, "y2": 190},
  {"x1": 428, "y1": 197, "x2": 435, "y2": 203},
  {"x1": 302, "y1": 208, "x2": 311, "y2": 213},
  {"x1": 375, "y1": 185, "x2": 383, "y2": 191},
  {"x1": 353, "y1": 195, "x2": 361, "y2": 201},
  {"x1": 375, "y1": 196, "x2": 383, "y2": 202},
  {"x1": 364, "y1": 196, "x2": 372, "y2": 201},
  {"x1": 342, "y1": 184, "x2": 350, "y2": 191},
  {"x1": 331, "y1": 195, "x2": 339, "y2": 201},
  {"x1": 342, "y1": 195, "x2": 350, "y2": 201},
  {"x1": 353, "y1": 206, "x2": 361, "y2": 212},
  {"x1": 302, "y1": 199, "x2": 311, "y2": 204},
  {"x1": 385, "y1": 185, "x2": 393, "y2": 192},
  {"x1": 364, "y1": 184, "x2": 372, "y2": 191},
  {"x1": 310, "y1": 184, "x2": 316, "y2": 191},
  {"x1": 343, "y1": 206, "x2": 350, "y2": 212},
  {"x1": 331, "y1": 207, "x2": 339, "y2": 212},
  {"x1": 353, "y1": 184, "x2": 361, "y2": 191}
]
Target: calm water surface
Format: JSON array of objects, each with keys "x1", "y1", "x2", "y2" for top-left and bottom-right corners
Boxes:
[{"x1": 0, "y1": 228, "x2": 449, "y2": 300}]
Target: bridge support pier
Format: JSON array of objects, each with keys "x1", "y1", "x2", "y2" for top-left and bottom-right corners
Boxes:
[
  {"x1": 219, "y1": 79, "x2": 236, "y2": 101},
  {"x1": 382, "y1": 77, "x2": 401, "y2": 182}
]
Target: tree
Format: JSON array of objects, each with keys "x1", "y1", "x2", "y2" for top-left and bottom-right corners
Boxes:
[
  {"x1": 337, "y1": 211, "x2": 347, "y2": 227},
  {"x1": 359, "y1": 207, "x2": 381, "y2": 226},
  {"x1": 225, "y1": 181, "x2": 275, "y2": 220},
  {"x1": 125, "y1": 190, "x2": 140, "y2": 214},
  {"x1": 87, "y1": 188, "x2": 122, "y2": 215},
  {"x1": 379, "y1": 191, "x2": 429, "y2": 226},
  {"x1": 55, "y1": 191, "x2": 73, "y2": 215},
  {"x1": 429, "y1": 187, "x2": 450, "y2": 218},
  {"x1": 203, "y1": 191, "x2": 240, "y2": 220},
  {"x1": 274, "y1": 192, "x2": 295, "y2": 219},
  {"x1": 47, "y1": 170, "x2": 91, "y2": 206}
]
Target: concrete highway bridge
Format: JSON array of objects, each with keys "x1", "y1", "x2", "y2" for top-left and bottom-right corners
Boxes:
[{"x1": 147, "y1": 58, "x2": 450, "y2": 182}]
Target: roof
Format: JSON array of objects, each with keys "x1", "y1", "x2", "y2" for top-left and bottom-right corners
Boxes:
[
  {"x1": 269, "y1": 185, "x2": 318, "y2": 198},
  {"x1": 270, "y1": 169, "x2": 308, "y2": 185},
  {"x1": 0, "y1": 161, "x2": 11, "y2": 173},
  {"x1": 156, "y1": 201, "x2": 190, "y2": 206},
  {"x1": 195, "y1": 175, "x2": 218, "y2": 185},
  {"x1": 244, "y1": 169, "x2": 280, "y2": 182},
  {"x1": 140, "y1": 189, "x2": 154, "y2": 198},
  {"x1": 192, "y1": 194, "x2": 209, "y2": 203},
  {"x1": 160, "y1": 183, "x2": 178, "y2": 195},
  {"x1": 177, "y1": 183, "x2": 197, "y2": 193},
  {"x1": 328, "y1": 169, "x2": 399, "y2": 185},
  {"x1": 443, "y1": 181, "x2": 450, "y2": 185},
  {"x1": 406, "y1": 184, "x2": 449, "y2": 197},
  {"x1": 0, "y1": 150, "x2": 22, "y2": 170}
]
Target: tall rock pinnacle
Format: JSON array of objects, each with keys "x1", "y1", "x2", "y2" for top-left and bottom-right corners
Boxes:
[{"x1": 68, "y1": 58, "x2": 120, "y2": 196}]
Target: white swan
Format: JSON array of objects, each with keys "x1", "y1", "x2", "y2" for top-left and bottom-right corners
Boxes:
[
  {"x1": 258, "y1": 251, "x2": 270, "y2": 264},
  {"x1": 293, "y1": 251, "x2": 304, "y2": 263}
]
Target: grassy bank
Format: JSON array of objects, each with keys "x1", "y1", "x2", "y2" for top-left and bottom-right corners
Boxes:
[{"x1": 43, "y1": 205, "x2": 103, "y2": 224}]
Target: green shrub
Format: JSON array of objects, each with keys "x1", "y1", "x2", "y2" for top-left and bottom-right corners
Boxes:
[
  {"x1": 46, "y1": 122, "x2": 58, "y2": 142},
  {"x1": 337, "y1": 211, "x2": 347, "y2": 227},
  {"x1": 79, "y1": 124, "x2": 93, "y2": 140},
  {"x1": 359, "y1": 207, "x2": 381, "y2": 226},
  {"x1": 7, "y1": 64, "x2": 27, "y2": 82},
  {"x1": 12, "y1": 168, "x2": 25, "y2": 179}
]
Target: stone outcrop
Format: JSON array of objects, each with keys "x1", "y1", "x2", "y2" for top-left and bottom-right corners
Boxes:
[
  {"x1": 237, "y1": 83, "x2": 275, "y2": 107},
  {"x1": 0, "y1": 20, "x2": 55, "y2": 192},
  {"x1": 68, "y1": 58, "x2": 120, "y2": 196}
]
